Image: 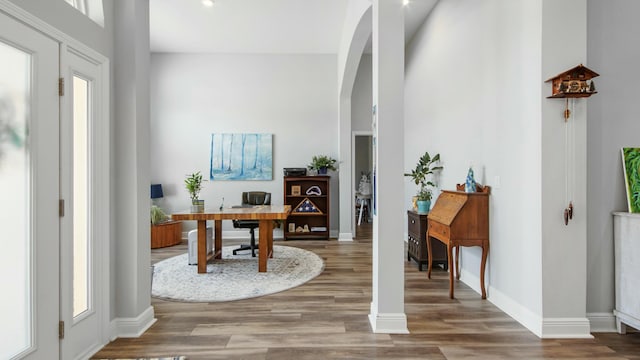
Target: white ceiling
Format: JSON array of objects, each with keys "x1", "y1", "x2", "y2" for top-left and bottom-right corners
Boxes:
[{"x1": 150, "y1": 0, "x2": 437, "y2": 54}]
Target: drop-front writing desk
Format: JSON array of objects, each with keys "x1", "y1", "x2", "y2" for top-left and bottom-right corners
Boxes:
[
  {"x1": 171, "y1": 205, "x2": 291, "y2": 274},
  {"x1": 427, "y1": 184, "x2": 490, "y2": 299}
]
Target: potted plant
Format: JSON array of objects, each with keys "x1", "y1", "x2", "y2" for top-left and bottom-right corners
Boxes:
[
  {"x1": 185, "y1": 171, "x2": 205, "y2": 212},
  {"x1": 308, "y1": 155, "x2": 337, "y2": 175},
  {"x1": 404, "y1": 152, "x2": 443, "y2": 214},
  {"x1": 150, "y1": 204, "x2": 169, "y2": 225}
]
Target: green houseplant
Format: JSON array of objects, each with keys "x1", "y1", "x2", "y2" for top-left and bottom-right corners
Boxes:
[
  {"x1": 404, "y1": 152, "x2": 443, "y2": 213},
  {"x1": 308, "y1": 155, "x2": 337, "y2": 175},
  {"x1": 150, "y1": 205, "x2": 168, "y2": 225},
  {"x1": 185, "y1": 171, "x2": 205, "y2": 212}
]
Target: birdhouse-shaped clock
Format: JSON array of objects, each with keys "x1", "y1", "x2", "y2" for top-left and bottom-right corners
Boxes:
[{"x1": 545, "y1": 64, "x2": 599, "y2": 98}]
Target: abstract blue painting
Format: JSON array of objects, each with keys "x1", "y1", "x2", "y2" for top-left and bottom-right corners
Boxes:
[{"x1": 209, "y1": 133, "x2": 273, "y2": 181}]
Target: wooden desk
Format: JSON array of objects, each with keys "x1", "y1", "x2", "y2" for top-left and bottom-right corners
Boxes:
[
  {"x1": 172, "y1": 205, "x2": 291, "y2": 273},
  {"x1": 427, "y1": 184, "x2": 490, "y2": 299}
]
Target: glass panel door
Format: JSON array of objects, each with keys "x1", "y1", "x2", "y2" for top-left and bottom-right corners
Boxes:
[{"x1": 0, "y1": 39, "x2": 31, "y2": 360}]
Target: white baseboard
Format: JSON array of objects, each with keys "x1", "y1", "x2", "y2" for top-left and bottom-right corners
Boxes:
[
  {"x1": 460, "y1": 269, "x2": 594, "y2": 338},
  {"x1": 110, "y1": 306, "x2": 157, "y2": 340},
  {"x1": 476, "y1": 273, "x2": 544, "y2": 337},
  {"x1": 338, "y1": 232, "x2": 354, "y2": 241},
  {"x1": 588, "y1": 312, "x2": 617, "y2": 333},
  {"x1": 368, "y1": 303, "x2": 409, "y2": 334},
  {"x1": 541, "y1": 318, "x2": 593, "y2": 338}
]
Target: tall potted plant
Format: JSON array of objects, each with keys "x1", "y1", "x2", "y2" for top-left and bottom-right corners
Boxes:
[
  {"x1": 404, "y1": 152, "x2": 443, "y2": 214},
  {"x1": 185, "y1": 171, "x2": 205, "y2": 212},
  {"x1": 308, "y1": 155, "x2": 337, "y2": 175}
]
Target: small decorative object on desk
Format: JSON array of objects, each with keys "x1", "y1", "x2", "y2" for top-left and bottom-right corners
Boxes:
[{"x1": 465, "y1": 167, "x2": 476, "y2": 193}]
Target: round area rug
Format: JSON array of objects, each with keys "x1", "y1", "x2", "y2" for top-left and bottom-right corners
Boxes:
[{"x1": 152, "y1": 245, "x2": 324, "y2": 302}]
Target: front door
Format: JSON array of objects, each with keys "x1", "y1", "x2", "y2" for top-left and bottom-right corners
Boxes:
[
  {"x1": 59, "y1": 48, "x2": 108, "y2": 360},
  {"x1": 0, "y1": 10, "x2": 61, "y2": 360}
]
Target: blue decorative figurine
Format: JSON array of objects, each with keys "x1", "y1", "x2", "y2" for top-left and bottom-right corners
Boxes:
[{"x1": 465, "y1": 167, "x2": 476, "y2": 193}]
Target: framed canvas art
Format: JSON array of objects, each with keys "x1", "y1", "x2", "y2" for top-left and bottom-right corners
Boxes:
[
  {"x1": 622, "y1": 147, "x2": 640, "y2": 213},
  {"x1": 209, "y1": 133, "x2": 272, "y2": 181}
]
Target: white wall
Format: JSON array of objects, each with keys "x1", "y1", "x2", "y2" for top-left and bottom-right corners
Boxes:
[
  {"x1": 352, "y1": 54, "x2": 373, "y2": 132},
  {"x1": 406, "y1": 0, "x2": 544, "y2": 318},
  {"x1": 587, "y1": 0, "x2": 640, "y2": 329},
  {"x1": 150, "y1": 53, "x2": 340, "y2": 235},
  {"x1": 404, "y1": 0, "x2": 590, "y2": 336}
]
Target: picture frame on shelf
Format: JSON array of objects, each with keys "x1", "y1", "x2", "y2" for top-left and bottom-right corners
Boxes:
[{"x1": 291, "y1": 185, "x2": 301, "y2": 196}]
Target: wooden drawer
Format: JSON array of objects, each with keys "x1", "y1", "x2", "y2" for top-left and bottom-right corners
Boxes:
[
  {"x1": 428, "y1": 221, "x2": 450, "y2": 240},
  {"x1": 407, "y1": 211, "x2": 423, "y2": 237}
]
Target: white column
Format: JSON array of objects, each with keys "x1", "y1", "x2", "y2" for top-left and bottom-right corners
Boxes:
[
  {"x1": 112, "y1": 0, "x2": 156, "y2": 336},
  {"x1": 369, "y1": 0, "x2": 408, "y2": 334}
]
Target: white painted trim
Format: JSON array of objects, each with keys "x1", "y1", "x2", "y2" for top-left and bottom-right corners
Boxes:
[
  {"x1": 478, "y1": 271, "x2": 543, "y2": 337},
  {"x1": 587, "y1": 312, "x2": 617, "y2": 333},
  {"x1": 466, "y1": 268, "x2": 594, "y2": 338},
  {"x1": 368, "y1": 303, "x2": 409, "y2": 334},
  {"x1": 109, "y1": 306, "x2": 156, "y2": 340},
  {"x1": 541, "y1": 318, "x2": 593, "y2": 339},
  {"x1": 338, "y1": 232, "x2": 354, "y2": 241},
  {"x1": 73, "y1": 342, "x2": 103, "y2": 360}
]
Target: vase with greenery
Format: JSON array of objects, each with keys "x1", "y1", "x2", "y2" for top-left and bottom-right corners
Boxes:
[
  {"x1": 308, "y1": 155, "x2": 337, "y2": 175},
  {"x1": 185, "y1": 171, "x2": 205, "y2": 212},
  {"x1": 404, "y1": 152, "x2": 443, "y2": 213}
]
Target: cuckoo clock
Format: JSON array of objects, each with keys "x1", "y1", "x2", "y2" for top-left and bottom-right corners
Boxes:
[
  {"x1": 545, "y1": 64, "x2": 601, "y2": 226},
  {"x1": 546, "y1": 64, "x2": 599, "y2": 99}
]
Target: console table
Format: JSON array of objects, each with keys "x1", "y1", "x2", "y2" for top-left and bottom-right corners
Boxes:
[
  {"x1": 613, "y1": 212, "x2": 640, "y2": 333},
  {"x1": 427, "y1": 184, "x2": 490, "y2": 299}
]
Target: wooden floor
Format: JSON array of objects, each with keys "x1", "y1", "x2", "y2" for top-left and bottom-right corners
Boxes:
[{"x1": 94, "y1": 223, "x2": 640, "y2": 359}]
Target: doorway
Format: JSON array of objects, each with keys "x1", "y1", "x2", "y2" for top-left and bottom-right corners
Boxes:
[{"x1": 352, "y1": 132, "x2": 373, "y2": 237}]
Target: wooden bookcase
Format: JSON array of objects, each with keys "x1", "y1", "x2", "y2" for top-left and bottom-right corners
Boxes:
[{"x1": 283, "y1": 176, "x2": 330, "y2": 240}]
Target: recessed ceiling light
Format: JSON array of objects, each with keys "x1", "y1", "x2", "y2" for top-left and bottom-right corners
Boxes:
[
  {"x1": 403, "y1": 0, "x2": 410, "y2": 5},
  {"x1": 202, "y1": 0, "x2": 214, "y2": 7}
]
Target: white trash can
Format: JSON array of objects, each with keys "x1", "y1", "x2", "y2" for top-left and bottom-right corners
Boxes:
[{"x1": 188, "y1": 227, "x2": 213, "y2": 265}]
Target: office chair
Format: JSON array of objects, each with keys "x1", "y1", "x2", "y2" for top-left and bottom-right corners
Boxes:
[{"x1": 232, "y1": 191, "x2": 271, "y2": 257}]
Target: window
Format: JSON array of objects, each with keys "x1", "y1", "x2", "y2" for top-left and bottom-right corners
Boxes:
[{"x1": 64, "y1": 0, "x2": 104, "y2": 27}]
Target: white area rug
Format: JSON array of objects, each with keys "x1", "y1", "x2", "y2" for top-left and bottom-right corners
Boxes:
[{"x1": 152, "y1": 245, "x2": 324, "y2": 302}]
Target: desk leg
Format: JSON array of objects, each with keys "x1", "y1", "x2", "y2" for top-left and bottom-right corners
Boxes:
[
  {"x1": 426, "y1": 235, "x2": 433, "y2": 279},
  {"x1": 214, "y1": 220, "x2": 222, "y2": 259},
  {"x1": 455, "y1": 245, "x2": 461, "y2": 280},
  {"x1": 258, "y1": 220, "x2": 273, "y2": 272},
  {"x1": 447, "y1": 243, "x2": 454, "y2": 299},
  {"x1": 197, "y1": 220, "x2": 207, "y2": 274},
  {"x1": 480, "y1": 242, "x2": 489, "y2": 299}
]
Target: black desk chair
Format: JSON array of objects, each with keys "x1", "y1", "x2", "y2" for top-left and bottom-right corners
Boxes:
[{"x1": 232, "y1": 191, "x2": 271, "y2": 257}]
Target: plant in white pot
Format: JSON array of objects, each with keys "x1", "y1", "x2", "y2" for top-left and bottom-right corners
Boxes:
[
  {"x1": 404, "y1": 152, "x2": 443, "y2": 214},
  {"x1": 185, "y1": 171, "x2": 205, "y2": 212}
]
